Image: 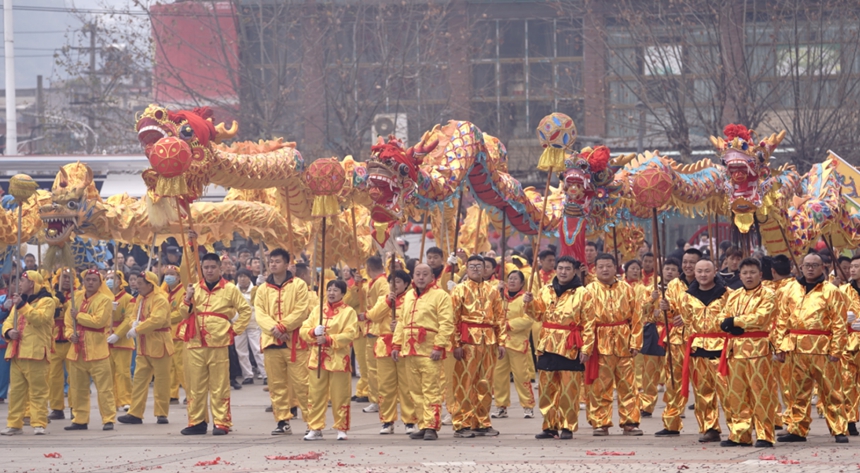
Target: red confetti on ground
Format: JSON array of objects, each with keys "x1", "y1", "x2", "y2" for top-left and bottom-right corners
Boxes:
[
  {"x1": 265, "y1": 452, "x2": 324, "y2": 461},
  {"x1": 779, "y1": 459, "x2": 800, "y2": 465},
  {"x1": 586, "y1": 451, "x2": 635, "y2": 456},
  {"x1": 759, "y1": 455, "x2": 776, "y2": 461},
  {"x1": 194, "y1": 457, "x2": 231, "y2": 466},
  {"x1": 43, "y1": 453, "x2": 62, "y2": 459}
]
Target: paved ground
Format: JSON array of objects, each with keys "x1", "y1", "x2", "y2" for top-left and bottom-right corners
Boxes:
[{"x1": 0, "y1": 378, "x2": 857, "y2": 473}]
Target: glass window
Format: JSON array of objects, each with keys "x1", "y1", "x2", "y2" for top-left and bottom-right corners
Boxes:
[
  {"x1": 500, "y1": 63, "x2": 526, "y2": 97},
  {"x1": 472, "y1": 64, "x2": 496, "y2": 99},
  {"x1": 556, "y1": 61, "x2": 582, "y2": 97},
  {"x1": 499, "y1": 20, "x2": 525, "y2": 58},
  {"x1": 529, "y1": 62, "x2": 553, "y2": 98},
  {"x1": 644, "y1": 45, "x2": 683, "y2": 76},
  {"x1": 528, "y1": 20, "x2": 553, "y2": 58},
  {"x1": 556, "y1": 20, "x2": 583, "y2": 57},
  {"x1": 473, "y1": 21, "x2": 497, "y2": 60}
]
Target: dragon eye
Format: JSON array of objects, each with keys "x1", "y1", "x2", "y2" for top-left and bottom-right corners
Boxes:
[
  {"x1": 154, "y1": 110, "x2": 164, "y2": 120},
  {"x1": 179, "y1": 124, "x2": 194, "y2": 140},
  {"x1": 67, "y1": 201, "x2": 78, "y2": 210},
  {"x1": 398, "y1": 164, "x2": 410, "y2": 176}
]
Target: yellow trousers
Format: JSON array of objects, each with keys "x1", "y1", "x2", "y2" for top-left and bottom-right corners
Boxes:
[
  {"x1": 169, "y1": 340, "x2": 186, "y2": 400},
  {"x1": 48, "y1": 341, "x2": 71, "y2": 411},
  {"x1": 7, "y1": 359, "x2": 49, "y2": 429},
  {"x1": 726, "y1": 356, "x2": 776, "y2": 444},
  {"x1": 288, "y1": 349, "x2": 310, "y2": 412},
  {"x1": 68, "y1": 358, "x2": 116, "y2": 425},
  {"x1": 841, "y1": 351, "x2": 860, "y2": 423},
  {"x1": 638, "y1": 355, "x2": 664, "y2": 415},
  {"x1": 691, "y1": 356, "x2": 731, "y2": 434},
  {"x1": 587, "y1": 354, "x2": 639, "y2": 428},
  {"x1": 778, "y1": 358, "x2": 792, "y2": 427},
  {"x1": 364, "y1": 336, "x2": 378, "y2": 402},
  {"x1": 661, "y1": 344, "x2": 687, "y2": 431},
  {"x1": 306, "y1": 369, "x2": 351, "y2": 431},
  {"x1": 786, "y1": 352, "x2": 847, "y2": 436},
  {"x1": 452, "y1": 345, "x2": 496, "y2": 431},
  {"x1": 110, "y1": 348, "x2": 133, "y2": 408},
  {"x1": 129, "y1": 354, "x2": 171, "y2": 419},
  {"x1": 263, "y1": 348, "x2": 296, "y2": 422},
  {"x1": 406, "y1": 355, "x2": 443, "y2": 431},
  {"x1": 186, "y1": 347, "x2": 232, "y2": 429},
  {"x1": 353, "y1": 334, "x2": 374, "y2": 401},
  {"x1": 376, "y1": 355, "x2": 417, "y2": 424},
  {"x1": 493, "y1": 349, "x2": 535, "y2": 409},
  {"x1": 443, "y1": 354, "x2": 456, "y2": 416},
  {"x1": 634, "y1": 353, "x2": 643, "y2": 391},
  {"x1": 538, "y1": 369, "x2": 581, "y2": 432}
]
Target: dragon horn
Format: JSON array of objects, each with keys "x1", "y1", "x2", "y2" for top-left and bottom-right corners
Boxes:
[{"x1": 213, "y1": 121, "x2": 239, "y2": 144}]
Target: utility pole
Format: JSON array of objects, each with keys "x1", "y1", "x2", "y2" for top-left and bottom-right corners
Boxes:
[
  {"x1": 4, "y1": 0, "x2": 17, "y2": 155},
  {"x1": 87, "y1": 20, "x2": 97, "y2": 152},
  {"x1": 36, "y1": 75, "x2": 44, "y2": 154}
]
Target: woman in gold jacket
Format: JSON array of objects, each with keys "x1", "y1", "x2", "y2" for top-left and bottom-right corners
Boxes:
[
  {"x1": 301, "y1": 279, "x2": 359, "y2": 441},
  {"x1": 118, "y1": 272, "x2": 175, "y2": 425},
  {"x1": 491, "y1": 270, "x2": 536, "y2": 420},
  {"x1": 106, "y1": 270, "x2": 134, "y2": 409}
]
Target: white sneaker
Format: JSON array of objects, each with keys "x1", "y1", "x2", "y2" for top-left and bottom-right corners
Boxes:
[
  {"x1": 33, "y1": 427, "x2": 47, "y2": 435},
  {"x1": 1, "y1": 427, "x2": 22, "y2": 435},
  {"x1": 523, "y1": 408, "x2": 534, "y2": 419},
  {"x1": 337, "y1": 430, "x2": 348, "y2": 440},
  {"x1": 441, "y1": 413, "x2": 452, "y2": 425},
  {"x1": 405, "y1": 423, "x2": 416, "y2": 434},
  {"x1": 379, "y1": 423, "x2": 394, "y2": 434},
  {"x1": 362, "y1": 403, "x2": 379, "y2": 413},
  {"x1": 491, "y1": 407, "x2": 508, "y2": 418},
  {"x1": 122, "y1": 405, "x2": 130, "y2": 412},
  {"x1": 303, "y1": 429, "x2": 323, "y2": 441}
]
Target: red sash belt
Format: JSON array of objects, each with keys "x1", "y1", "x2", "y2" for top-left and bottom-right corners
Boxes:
[
  {"x1": 405, "y1": 325, "x2": 436, "y2": 355},
  {"x1": 112, "y1": 321, "x2": 123, "y2": 328},
  {"x1": 717, "y1": 331, "x2": 770, "y2": 377},
  {"x1": 459, "y1": 322, "x2": 494, "y2": 343},
  {"x1": 542, "y1": 322, "x2": 584, "y2": 350},
  {"x1": 289, "y1": 327, "x2": 308, "y2": 363},
  {"x1": 182, "y1": 311, "x2": 233, "y2": 347},
  {"x1": 681, "y1": 333, "x2": 726, "y2": 397},
  {"x1": 655, "y1": 321, "x2": 678, "y2": 348},
  {"x1": 585, "y1": 320, "x2": 630, "y2": 385},
  {"x1": 74, "y1": 326, "x2": 106, "y2": 354},
  {"x1": 381, "y1": 333, "x2": 395, "y2": 356},
  {"x1": 54, "y1": 319, "x2": 68, "y2": 342}
]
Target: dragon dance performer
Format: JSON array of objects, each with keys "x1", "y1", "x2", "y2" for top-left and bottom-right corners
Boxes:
[
  {"x1": 491, "y1": 270, "x2": 536, "y2": 420},
  {"x1": 1, "y1": 272, "x2": 56, "y2": 436},
  {"x1": 64, "y1": 269, "x2": 116, "y2": 431},
  {"x1": 582, "y1": 242, "x2": 598, "y2": 284},
  {"x1": 359, "y1": 256, "x2": 389, "y2": 415},
  {"x1": 630, "y1": 258, "x2": 664, "y2": 419},
  {"x1": 47, "y1": 269, "x2": 77, "y2": 420},
  {"x1": 367, "y1": 269, "x2": 417, "y2": 434},
  {"x1": 179, "y1": 253, "x2": 252, "y2": 436},
  {"x1": 118, "y1": 271, "x2": 174, "y2": 425},
  {"x1": 679, "y1": 259, "x2": 731, "y2": 443},
  {"x1": 343, "y1": 266, "x2": 374, "y2": 406},
  {"x1": 105, "y1": 271, "x2": 134, "y2": 411},
  {"x1": 290, "y1": 263, "x2": 315, "y2": 416},
  {"x1": 536, "y1": 250, "x2": 556, "y2": 287},
  {"x1": 655, "y1": 249, "x2": 702, "y2": 437},
  {"x1": 425, "y1": 246, "x2": 459, "y2": 425},
  {"x1": 254, "y1": 248, "x2": 310, "y2": 436},
  {"x1": 775, "y1": 252, "x2": 849, "y2": 443},
  {"x1": 301, "y1": 279, "x2": 359, "y2": 441},
  {"x1": 841, "y1": 255, "x2": 860, "y2": 437},
  {"x1": 525, "y1": 256, "x2": 593, "y2": 440},
  {"x1": 391, "y1": 263, "x2": 455, "y2": 441},
  {"x1": 162, "y1": 265, "x2": 187, "y2": 404},
  {"x1": 764, "y1": 255, "x2": 794, "y2": 430},
  {"x1": 718, "y1": 258, "x2": 777, "y2": 447},
  {"x1": 450, "y1": 255, "x2": 505, "y2": 438},
  {"x1": 584, "y1": 253, "x2": 643, "y2": 436}
]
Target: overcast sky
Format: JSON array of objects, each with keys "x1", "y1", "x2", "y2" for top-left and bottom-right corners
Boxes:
[{"x1": 0, "y1": 0, "x2": 146, "y2": 89}]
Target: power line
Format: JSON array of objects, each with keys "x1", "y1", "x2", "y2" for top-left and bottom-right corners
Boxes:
[{"x1": 0, "y1": 30, "x2": 67, "y2": 34}]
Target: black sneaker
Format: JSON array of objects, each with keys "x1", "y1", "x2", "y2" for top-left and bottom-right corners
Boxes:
[
  {"x1": 699, "y1": 429, "x2": 721, "y2": 443},
  {"x1": 181, "y1": 422, "x2": 208, "y2": 435},
  {"x1": 354, "y1": 396, "x2": 369, "y2": 403},
  {"x1": 640, "y1": 410, "x2": 652, "y2": 418},
  {"x1": 231, "y1": 380, "x2": 242, "y2": 390},
  {"x1": 213, "y1": 426, "x2": 228, "y2": 436},
  {"x1": 242, "y1": 378, "x2": 254, "y2": 385},
  {"x1": 265, "y1": 405, "x2": 273, "y2": 413},
  {"x1": 754, "y1": 440, "x2": 773, "y2": 448},
  {"x1": 720, "y1": 439, "x2": 750, "y2": 447},
  {"x1": 835, "y1": 434, "x2": 849, "y2": 444},
  {"x1": 156, "y1": 416, "x2": 168, "y2": 424},
  {"x1": 47, "y1": 409, "x2": 65, "y2": 420},
  {"x1": 290, "y1": 406, "x2": 298, "y2": 417},
  {"x1": 777, "y1": 433, "x2": 807, "y2": 442},
  {"x1": 64, "y1": 423, "x2": 87, "y2": 431},
  {"x1": 775, "y1": 424, "x2": 783, "y2": 430},
  {"x1": 423, "y1": 429, "x2": 438, "y2": 440},
  {"x1": 560, "y1": 429, "x2": 573, "y2": 439},
  {"x1": 849, "y1": 422, "x2": 859, "y2": 436},
  {"x1": 103, "y1": 423, "x2": 114, "y2": 431},
  {"x1": 409, "y1": 428, "x2": 427, "y2": 440},
  {"x1": 688, "y1": 404, "x2": 695, "y2": 410},
  {"x1": 535, "y1": 429, "x2": 558, "y2": 439},
  {"x1": 474, "y1": 427, "x2": 500, "y2": 437},
  {"x1": 263, "y1": 378, "x2": 268, "y2": 386},
  {"x1": 351, "y1": 395, "x2": 358, "y2": 401},
  {"x1": 169, "y1": 398, "x2": 179, "y2": 405},
  {"x1": 654, "y1": 429, "x2": 680, "y2": 437},
  {"x1": 272, "y1": 420, "x2": 292, "y2": 435},
  {"x1": 118, "y1": 414, "x2": 142, "y2": 425},
  {"x1": 454, "y1": 428, "x2": 475, "y2": 438}
]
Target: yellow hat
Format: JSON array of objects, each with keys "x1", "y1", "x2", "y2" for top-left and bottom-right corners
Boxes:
[{"x1": 22, "y1": 270, "x2": 44, "y2": 294}]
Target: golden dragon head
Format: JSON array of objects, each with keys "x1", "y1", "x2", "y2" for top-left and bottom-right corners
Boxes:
[
  {"x1": 365, "y1": 132, "x2": 437, "y2": 223},
  {"x1": 40, "y1": 163, "x2": 101, "y2": 245}
]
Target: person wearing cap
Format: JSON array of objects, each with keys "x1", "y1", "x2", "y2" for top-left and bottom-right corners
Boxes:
[
  {"x1": 254, "y1": 249, "x2": 309, "y2": 435},
  {"x1": 179, "y1": 253, "x2": 252, "y2": 436},
  {"x1": 0, "y1": 271, "x2": 56, "y2": 435},
  {"x1": 118, "y1": 272, "x2": 175, "y2": 425},
  {"x1": 106, "y1": 271, "x2": 135, "y2": 411},
  {"x1": 64, "y1": 269, "x2": 116, "y2": 431},
  {"x1": 47, "y1": 269, "x2": 78, "y2": 420},
  {"x1": 162, "y1": 265, "x2": 187, "y2": 404}
]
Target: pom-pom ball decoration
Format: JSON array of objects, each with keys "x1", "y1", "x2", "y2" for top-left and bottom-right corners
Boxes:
[
  {"x1": 536, "y1": 113, "x2": 577, "y2": 173},
  {"x1": 305, "y1": 158, "x2": 346, "y2": 217},
  {"x1": 148, "y1": 136, "x2": 192, "y2": 197},
  {"x1": 632, "y1": 165, "x2": 674, "y2": 210}
]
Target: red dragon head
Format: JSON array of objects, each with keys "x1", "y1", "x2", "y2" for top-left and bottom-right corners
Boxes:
[
  {"x1": 366, "y1": 135, "x2": 436, "y2": 223},
  {"x1": 710, "y1": 124, "x2": 785, "y2": 214}
]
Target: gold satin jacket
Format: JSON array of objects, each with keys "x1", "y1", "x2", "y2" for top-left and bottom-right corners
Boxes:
[
  {"x1": 64, "y1": 291, "x2": 112, "y2": 362},
  {"x1": 776, "y1": 279, "x2": 847, "y2": 357},
  {"x1": 662, "y1": 277, "x2": 690, "y2": 346},
  {"x1": 450, "y1": 279, "x2": 505, "y2": 347},
  {"x1": 109, "y1": 290, "x2": 135, "y2": 350},
  {"x1": 585, "y1": 279, "x2": 643, "y2": 356},
  {"x1": 527, "y1": 282, "x2": 594, "y2": 359},
  {"x1": 840, "y1": 282, "x2": 860, "y2": 352},
  {"x1": 681, "y1": 285, "x2": 729, "y2": 352},
  {"x1": 300, "y1": 301, "x2": 359, "y2": 372},
  {"x1": 721, "y1": 284, "x2": 776, "y2": 359},
  {"x1": 391, "y1": 283, "x2": 455, "y2": 357},
  {"x1": 179, "y1": 279, "x2": 252, "y2": 349},
  {"x1": 131, "y1": 291, "x2": 175, "y2": 358}
]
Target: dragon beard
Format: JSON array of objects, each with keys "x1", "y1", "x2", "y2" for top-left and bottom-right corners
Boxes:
[{"x1": 43, "y1": 244, "x2": 75, "y2": 273}]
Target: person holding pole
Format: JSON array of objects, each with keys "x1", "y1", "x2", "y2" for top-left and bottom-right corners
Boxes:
[{"x1": 105, "y1": 271, "x2": 134, "y2": 411}]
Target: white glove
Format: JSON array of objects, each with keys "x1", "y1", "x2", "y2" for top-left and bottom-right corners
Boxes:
[
  {"x1": 132, "y1": 320, "x2": 139, "y2": 329},
  {"x1": 447, "y1": 280, "x2": 456, "y2": 291},
  {"x1": 848, "y1": 311, "x2": 857, "y2": 324},
  {"x1": 447, "y1": 253, "x2": 458, "y2": 265},
  {"x1": 126, "y1": 328, "x2": 137, "y2": 339},
  {"x1": 257, "y1": 274, "x2": 265, "y2": 285},
  {"x1": 314, "y1": 325, "x2": 325, "y2": 336},
  {"x1": 852, "y1": 321, "x2": 860, "y2": 332},
  {"x1": 112, "y1": 302, "x2": 118, "y2": 311},
  {"x1": 107, "y1": 334, "x2": 120, "y2": 344}
]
